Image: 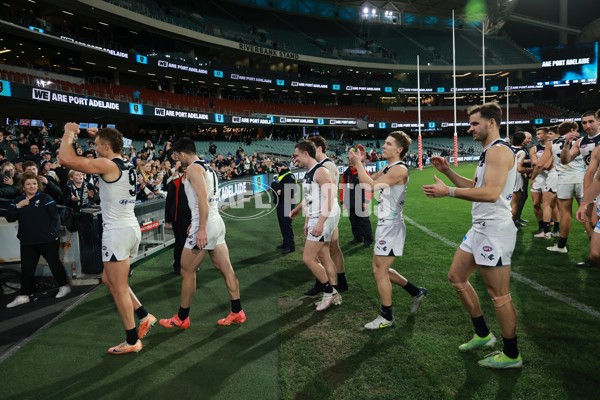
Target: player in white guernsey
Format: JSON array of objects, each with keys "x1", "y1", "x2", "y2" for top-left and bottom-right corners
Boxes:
[
  {"x1": 349, "y1": 132, "x2": 427, "y2": 330},
  {"x1": 303, "y1": 136, "x2": 347, "y2": 295},
  {"x1": 291, "y1": 140, "x2": 341, "y2": 311},
  {"x1": 533, "y1": 121, "x2": 585, "y2": 253},
  {"x1": 530, "y1": 128, "x2": 548, "y2": 233},
  {"x1": 160, "y1": 138, "x2": 246, "y2": 330},
  {"x1": 423, "y1": 103, "x2": 522, "y2": 369},
  {"x1": 560, "y1": 111, "x2": 600, "y2": 242},
  {"x1": 531, "y1": 126, "x2": 561, "y2": 238},
  {"x1": 576, "y1": 145, "x2": 600, "y2": 267},
  {"x1": 510, "y1": 131, "x2": 533, "y2": 227},
  {"x1": 59, "y1": 124, "x2": 156, "y2": 355}
]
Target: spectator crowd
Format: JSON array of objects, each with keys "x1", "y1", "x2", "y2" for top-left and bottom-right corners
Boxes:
[{"x1": 0, "y1": 125, "x2": 283, "y2": 209}]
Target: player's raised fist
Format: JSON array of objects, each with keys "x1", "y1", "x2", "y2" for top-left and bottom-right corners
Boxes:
[{"x1": 64, "y1": 122, "x2": 80, "y2": 135}]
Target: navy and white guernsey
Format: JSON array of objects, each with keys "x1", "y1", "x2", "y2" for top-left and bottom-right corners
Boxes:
[
  {"x1": 377, "y1": 161, "x2": 407, "y2": 225},
  {"x1": 534, "y1": 143, "x2": 550, "y2": 178},
  {"x1": 551, "y1": 136, "x2": 585, "y2": 184},
  {"x1": 303, "y1": 163, "x2": 325, "y2": 219},
  {"x1": 318, "y1": 157, "x2": 341, "y2": 219},
  {"x1": 472, "y1": 139, "x2": 516, "y2": 234},
  {"x1": 185, "y1": 160, "x2": 221, "y2": 225},
  {"x1": 99, "y1": 158, "x2": 138, "y2": 230},
  {"x1": 578, "y1": 132, "x2": 600, "y2": 167}
]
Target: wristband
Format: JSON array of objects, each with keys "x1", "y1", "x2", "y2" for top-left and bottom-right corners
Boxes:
[
  {"x1": 63, "y1": 132, "x2": 75, "y2": 139},
  {"x1": 448, "y1": 187, "x2": 456, "y2": 197}
]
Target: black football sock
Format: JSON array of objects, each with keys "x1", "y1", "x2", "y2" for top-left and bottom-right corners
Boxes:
[
  {"x1": 135, "y1": 305, "x2": 148, "y2": 320},
  {"x1": 402, "y1": 281, "x2": 420, "y2": 297},
  {"x1": 126, "y1": 328, "x2": 138, "y2": 345},
  {"x1": 380, "y1": 305, "x2": 393, "y2": 321},
  {"x1": 178, "y1": 306, "x2": 190, "y2": 321},
  {"x1": 231, "y1": 299, "x2": 242, "y2": 313},
  {"x1": 502, "y1": 336, "x2": 519, "y2": 359},
  {"x1": 537, "y1": 221, "x2": 544, "y2": 231},
  {"x1": 471, "y1": 316, "x2": 490, "y2": 338},
  {"x1": 558, "y1": 237, "x2": 568, "y2": 248}
]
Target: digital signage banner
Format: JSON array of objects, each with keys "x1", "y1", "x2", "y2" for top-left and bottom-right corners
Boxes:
[
  {"x1": 528, "y1": 42, "x2": 598, "y2": 86},
  {"x1": 152, "y1": 106, "x2": 210, "y2": 121},
  {"x1": 29, "y1": 87, "x2": 123, "y2": 111},
  {"x1": 6, "y1": 83, "x2": 356, "y2": 128}
]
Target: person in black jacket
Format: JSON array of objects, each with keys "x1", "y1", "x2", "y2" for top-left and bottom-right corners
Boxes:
[
  {"x1": 341, "y1": 145, "x2": 373, "y2": 246},
  {"x1": 5, "y1": 172, "x2": 71, "y2": 308},
  {"x1": 164, "y1": 168, "x2": 191, "y2": 274},
  {"x1": 0, "y1": 161, "x2": 20, "y2": 199},
  {"x1": 272, "y1": 162, "x2": 297, "y2": 254}
]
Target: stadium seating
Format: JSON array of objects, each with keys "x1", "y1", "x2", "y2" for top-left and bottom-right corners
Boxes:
[
  {"x1": 104, "y1": 0, "x2": 538, "y2": 66},
  {"x1": 0, "y1": 68, "x2": 579, "y2": 125}
]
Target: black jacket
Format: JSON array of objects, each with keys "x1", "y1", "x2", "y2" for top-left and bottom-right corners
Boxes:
[
  {"x1": 5, "y1": 191, "x2": 61, "y2": 245},
  {"x1": 341, "y1": 166, "x2": 370, "y2": 208},
  {"x1": 272, "y1": 169, "x2": 297, "y2": 209},
  {"x1": 164, "y1": 176, "x2": 191, "y2": 224}
]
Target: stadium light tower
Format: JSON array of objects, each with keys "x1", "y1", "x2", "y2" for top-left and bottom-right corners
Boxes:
[
  {"x1": 361, "y1": 1, "x2": 378, "y2": 20},
  {"x1": 381, "y1": 1, "x2": 400, "y2": 24}
]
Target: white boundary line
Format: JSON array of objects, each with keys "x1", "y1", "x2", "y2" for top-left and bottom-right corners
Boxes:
[
  {"x1": 0, "y1": 286, "x2": 98, "y2": 364},
  {"x1": 404, "y1": 216, "x2": 600, "y2": 319}
]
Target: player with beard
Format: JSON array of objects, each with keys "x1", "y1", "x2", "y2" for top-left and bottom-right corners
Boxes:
[
  {"x1": 160, "y1": 138, "x2": 246, "y2": 330},
  {"x1": 576, "y1": 145, "x2": 600, "y2": 267},
  {"x1": 423, "y1": 102, "x2": 522, "y2": 369},
  {"x1": 560, "y1": 111, "x2": 600, "y2": 266}
]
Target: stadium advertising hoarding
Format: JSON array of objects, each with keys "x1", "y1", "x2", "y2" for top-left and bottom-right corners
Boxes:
[
  {"x1": 59, "y1": 36, "x2": 129, "y2": 59},
  {"x1": 155, "y1": 59, "x2": 209, "y2": 75},
  {"x1": 9, "y1": 82, "x2": 572, "y2": 129},
  {"x1": 153, "y1": 107, "x2": 211, "y2": 121},
  {"x1": 29, "y1": 86, "x2": 123, "y2": 111},
  {"x1": 528, "y1": 42, "x2": 598, "y2": 87},
  {"x1": 277, "y1": 116, "x2": 356, "y2": 126}
]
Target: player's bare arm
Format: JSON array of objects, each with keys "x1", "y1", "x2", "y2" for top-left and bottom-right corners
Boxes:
[
  {"x1": 290, "y1": 200, "x2": 305, "y2": 219},
  {"x1": 429, "y1": 156, "x2": 474, "y2": 188},
  {"x1": 583, "y1": 145, "x2": 600, "y2": 192},
  {"x1": 529, "y1": 146, "x2": 539, "y2": 167},
  {"x1": 423, "y1": 145, "x2": 513, "y2": 202},
  {"x1": 348, "y1": 149, "x2": 400, "y2": 190},
  {"x1": 576, "y1": 177, "x2": 600, "y2": 222},
  {"x1": 560, "y1": 133, "x2": 581, "y2": 165},
  {"x1": 577, "y1": 146, "x2": 600, "y2": 222},
  {"x1": 531, "y1": 141, "x2": 553, "y2": 180},
  {"x1": 516, "y1": 151, "x2": 532, "y2": 174},
  {"x1": 58, "y1": 123, "x2": 118, "y2": 180},
  {"x1": 314, "y1": 167, "x2": 334, "y2": 224}
]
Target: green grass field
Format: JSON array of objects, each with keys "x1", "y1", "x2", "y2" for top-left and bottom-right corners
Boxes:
[{"x1": 1, "y1": 163, "x2": 599, "y2": 399}]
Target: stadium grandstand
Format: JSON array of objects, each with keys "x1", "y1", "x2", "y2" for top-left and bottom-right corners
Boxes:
[{"x1": 1, "y1": 0, "x2": 600, "y2": 398}]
